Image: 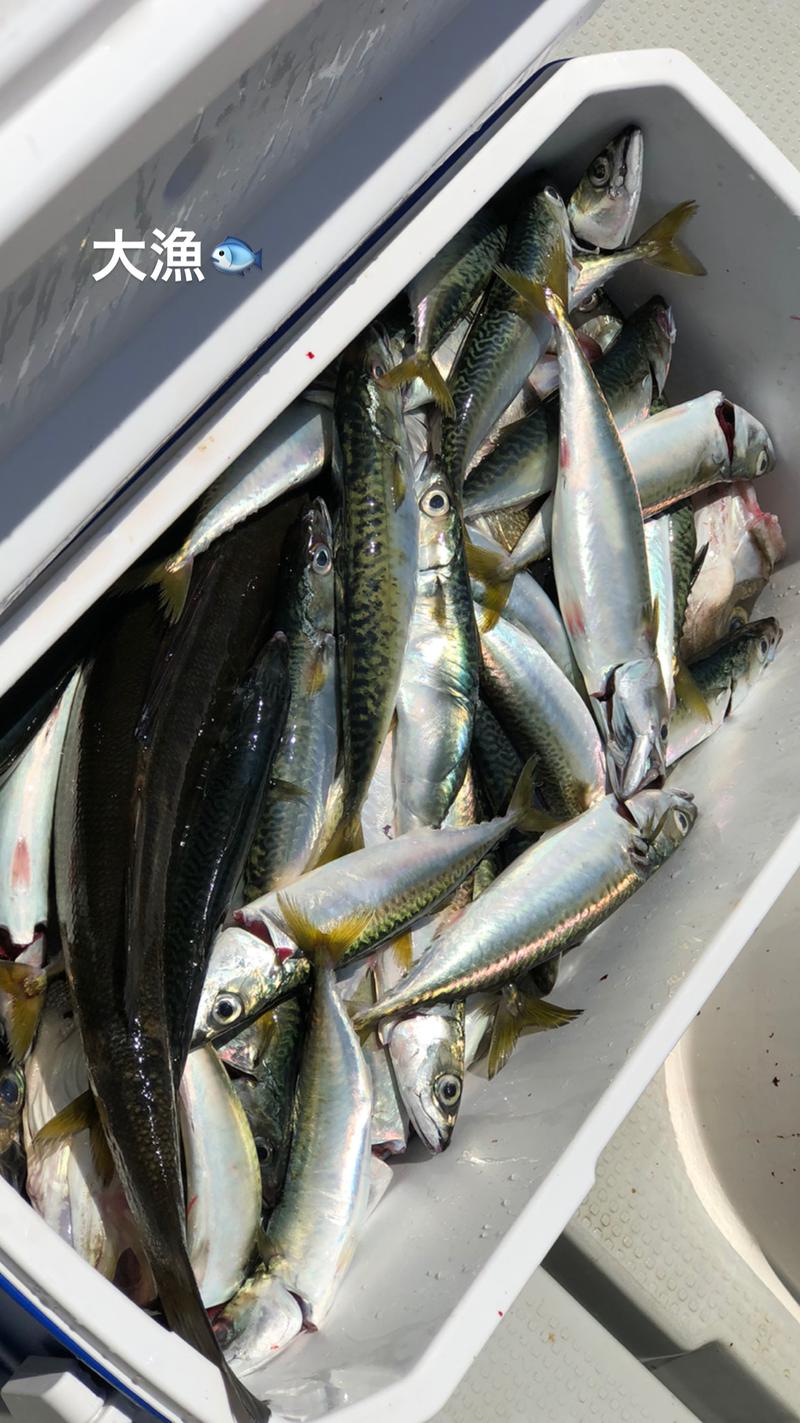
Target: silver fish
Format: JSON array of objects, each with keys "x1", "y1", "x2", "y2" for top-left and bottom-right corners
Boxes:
[
  {"x1": 568, "y1": 127, "x2": 644, "y2": 250},
  {"x1": 668, "y1": 617, "x2": 782, "y2": 764},
  {"x1": 355, "y1": 788, "x2": 697, "y2": 1028},
  {"x1": 572, "y1": 200, "x2": 706, "y2": 304},
  {"x1": 180, "y1": 1045, "x2": 261, "y2": 1308},
  {"x1": 545, "y1": 285, "x2": 668, "y2": 798},
  {"x1": 0, "y1": 673, "x2": 78, "y2": 955},
  {"x1": 682, "y1": 481, "x2": 785, "y2": 661},
  {"x1": 480, "y1": 613, "x2": 606, "y2": 820},
  {"x1": 216, "y1": 961, "x2": 372, "y2": 1367},
  {"x1": 468, "y1": 528, "x2": 580, "y2": 688}
]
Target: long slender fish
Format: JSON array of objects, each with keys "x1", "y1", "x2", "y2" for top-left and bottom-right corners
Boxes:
[
  {"x1": 568, "y1": 126, "x2": 644, "y2": 250},
  {"x1": 180, "y1": 1046, "x2": 261, "y2": 1308},
  {"x1": 327, "y1": 326, "x2": 418, "y2": 856},
  {"x1": 52, "y1": 594, "x2": 264, "y2": 1423},
  {"x1": 244, "y1": 502, "x2": 338, "y2": 897},
  {"x1": 511, "y1": 391, "x2": 777, "y2": 567},
  {"x1": 0, "y1": 672, "x2": 79, "y2": 956},
  {"x1": 215, "y1": 952, "x2": 372, "y2": 1370},
  {"x1": 468, "y1": 527, "x2": 580, "y2": 688},
  {"x1": 480, "y1": 614, "x2": 606, "y2": 820},
  {"x1": 129, "y1": 505, "x2": 290, "y2": 1086},
  {"x1": 393, "y1": 456, "x2": 480, "y2": 831},
  {"x1": 150, "y1": 400, "x2": 332, "y2": 620},
  {"x1": 380, "y1": 207, "x2": 507, "y2": 413},
  {"x1": 355, "y1": 787, "x2": 697, "y2": 1028},
  {"x1": 463, "y1": 296, "x2": 675, "y2": 519},
  {"x1": 237, "y1": 758, "x2": 549, "y2": 967},
  {"x1": 496, "y1": 258, "x2": 669, "y2": 797},
  {"x1": 164, "y1": 636, "x2": 290, "y2": 1082},
  {"x1": 441, "y1": 184, "x2": 573, "y2": 482}
]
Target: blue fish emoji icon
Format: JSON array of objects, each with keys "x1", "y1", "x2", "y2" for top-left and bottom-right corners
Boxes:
[{"x1": 212, "y1": 236, "x2": 263, "y2": 275}]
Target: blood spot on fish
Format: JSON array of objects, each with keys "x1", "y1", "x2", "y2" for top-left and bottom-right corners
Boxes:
[
  {"x1": 276, "y1": 945, "x2": 295, "y2": 963},
  {"x1": 559, "y1": 433, "x2": 570, "y2": 468},
  {"x1": 10, "y1": 839, "x2": 30, "y2": 891},
  {"x1": 562, "y1": 603, "x2": 585, "y2": 639}
]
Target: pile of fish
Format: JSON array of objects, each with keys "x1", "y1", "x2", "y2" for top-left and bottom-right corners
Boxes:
[{"x1": 0, "y1": 125, "x2": 785, "y2": 1418}]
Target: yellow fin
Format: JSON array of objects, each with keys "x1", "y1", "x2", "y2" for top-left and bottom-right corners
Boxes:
[
  {"x1": 304, "y1": 651, "x2": 328, "y2": 698},
  {"x1": 33, "y1": 1089, "x2": 95, "y2": 1152},
  {"x1": 275, "y1": 893, "x2": 374, "y2": 965},
  {"x1": 487, "y1": 999, "x2": 521, "y2": 1080},
  {"x1": 142, "y1": 557, "x2": 192, "y2": 624},
  {"x1": 674, "y1": 658, "x2": 713, "y2": 723},
  {"x1": 637, "y1": 200, "x2": 706, "y2": 277},
  {"x1": 495, "y1": 234, "x2": 568, "y2": 321},
  {"x1": 0, "y1": 960, "x2": 50, "y2": 1063},
  {"x1": 651, "y1": 594, "x2": 660, "y2": 642},
  {"x1": 432, "y1": 576, "x2": 448, "y2": 629},
  {"x1": 378, "y1": 353, "x2": 455, "y2": 418},
  {"x1": 314, "y1": 814, "x2": 365, "y2": 866},
  {"x1": 390, "y1": 932, "x2": 414, "y2": 972},
  {"x1": 466, "y1": 541, "x2": 514, "y2": 629},
  {"x1": 515, "y1": 995, "x2": 583, "y2": 1030}
]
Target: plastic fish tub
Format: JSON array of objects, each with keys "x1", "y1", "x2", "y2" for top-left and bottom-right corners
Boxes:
[{"x1": 0, "y1": 43, "x2": 799, "y2": 1423}]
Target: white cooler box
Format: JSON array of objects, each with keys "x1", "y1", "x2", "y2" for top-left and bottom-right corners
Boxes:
[{"x1": 0, "y1": 21, "x2": 799, "y2": 1423}]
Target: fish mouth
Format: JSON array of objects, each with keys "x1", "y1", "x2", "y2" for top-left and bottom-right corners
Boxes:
[{"x1": 608, "y1": 732, "x2": 665, "y2": 801}]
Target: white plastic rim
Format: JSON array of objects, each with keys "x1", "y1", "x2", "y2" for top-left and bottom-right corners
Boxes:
[{"x1": 0, "y1": 46, "x2": 798, "y2": 1423}]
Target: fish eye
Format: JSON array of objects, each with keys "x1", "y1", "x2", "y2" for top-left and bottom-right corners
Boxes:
[
  {"x1": 660, "y1": 722, "x2": 669, "y2": 741},
  {"x1": 543, "y1": 184, "x2": 561, "y2": 202},
  {"x1": 759, "y1": 636, "x2": 770, "y2": 657},
  {"x1": 434, "y1": 1073, "x2": 462, "y2": 1108},
  {"x1": 372, "y1": 362, "x2": 386, "y2": 381},
  {"x1": 254, "y1": 1137, "x2": 272, "y2": 1164},
  {"x1": 589, "y1": 155, "x2": 612, "y2": 187},
  {"x1": 211, "y1": 993, "x2": 243, "y2": 1026},
  {"x1": 420, "y1": 485, "x2": 450, "y2": 518},
  {"x1": 755, "y1": 449, "x2": 770, "y2": 475},
  {"x1": 674, "y1": 809, "x2": 690, "y2": 835},
  {"x1": 577, "y1": 290, "x2": 600, "y2": 312},
  {"x1": 311, "y1": 542, "x2": 332, "y2": 574},
  {"x1": 0, "y1": 1073, "x2": 21, "y2": 1108}
]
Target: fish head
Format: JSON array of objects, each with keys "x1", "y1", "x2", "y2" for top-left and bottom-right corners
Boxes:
[
  {"x1": 217, "y1": 1011, "x2": 275, "y2": 1078},
  {"x1": 211, "y1": 244, "x2": 234, "y2": 271},
  {"x1": 415, "y1": 456, "x2": 459, "y2": 573},
  {"x1": 728, "y1": 616, "x2": 782, "y2": 710},
  {"x1": 568, "y1": 126, "x2": 644, "y2": 250},
  {"x1": 385, "y1": 1002, "x2": 465, "y2": 1153},
  {"x1": 605, "y1": 657, "x2": 669, "y2": 800},
  {"x1": 624, "y1": 786, "x2": 697, "y2": 870},
  {"x1": 192, "y1": 927, "x2": 311, "y2": 1048},
  {"x1": 283, "y1": 496, "x2": 335, "y2": 635},
  {"x1": 729, "y1": 404, "x2": 776, "y2": 481},
  {"x1": 634, "y1": 295, "x2": 676, "y2": 396},
  {"x1": 214, "y1": 1267, "x2": 303, "y2": 1373}
]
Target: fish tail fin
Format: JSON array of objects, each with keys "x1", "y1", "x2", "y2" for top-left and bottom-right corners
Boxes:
[
  {"x1": 674, "y1": 658, "x2": 713, "y2": 723},
  {"x1": 487, "y1": 998, "x2": 522, "y2": 1079},
  {"x1": 141, "y1": 556, "x2": 193, "y2": 624},
  {"x1": 488, "y1": 989, "x2": 581, "y2": 1079},
  {"x1": 0, "y1": 960, "x2": 48, "y2": 1062},
  {"x1": 506, "y1": 756, "x2": 562, "y2": 833},
  {"x1": 158, "y1": 1269, "x2": 269, "y2": 1423},
  {"x1": 494, "y1": 235, "x2": 569, "y2": 324},
  {"x1": 378, "y1": 353, "x2": 455, "y2": 417},
  {"x1": 466, "y1": 542, "x2": 514, "y2": 630},
  {"x1": 390, "y1": 931, "x2": 414, "y2": 972},
  {"x1": 253, "y1": 249, "x2": 263, "y2": 270},
  {"x1": 315, "y1": 813, "x2": 365, "y2": 865},
  {"x1": 637, "y1": 200, "x2": 707, "y2": 276},
  {"x1": 276, "y1": 893, "x2": 374, "y2": 968}
]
